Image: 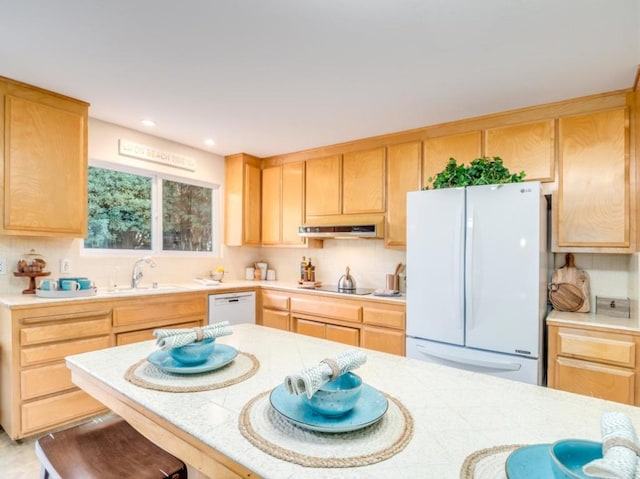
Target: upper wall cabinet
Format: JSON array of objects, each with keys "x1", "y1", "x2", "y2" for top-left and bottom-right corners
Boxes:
[
  {"x1": 262, "y1": 162, "x2": 312, "y2": 247},
  {"x1": 224, "y1": 153, "x2": 261, "y2": 246},
  {"x1": 386, "y1": 141, "x2": 421, "y2": 248},
  {"x1": 305, "y1": 155, "x2": 341, "y2": 217},
  {"x1": 423, "y1": 131, "x2": 481, "y2": 187},
  {"x1": 305, "y1": 147, "x2": 385, "y2": 222},
  {"x1": 0, "y1": 76, "x2": 89, "y2": 237},
  {"x1": 485, "y1": 120, "x2": 555, "y2": 182},
  {"x1": 554, "y1": 106, "x2": 632, "y2": 252}
]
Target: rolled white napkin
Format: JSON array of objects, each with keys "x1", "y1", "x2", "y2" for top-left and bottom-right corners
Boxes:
[
  {"x1": 583, "y1": 412, "x2": 640, "y2": 479},
  {"x1": 284, "y1": 349, "x2": 367, "y2": 399},
  {"x1": 153, "y1": 321, "x2": 232, "y2": 350}
]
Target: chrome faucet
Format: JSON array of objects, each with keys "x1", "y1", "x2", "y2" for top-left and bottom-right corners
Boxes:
[{"x1": 131, "y1": 256, "x2": 156, "y2": 288}]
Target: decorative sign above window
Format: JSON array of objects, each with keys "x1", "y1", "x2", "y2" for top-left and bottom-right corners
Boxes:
[{"x1": 118, "y1": 139, "x2": 196, "y2": 171}]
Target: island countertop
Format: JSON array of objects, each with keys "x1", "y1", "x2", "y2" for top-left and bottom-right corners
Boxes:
[{"x1": 66, "y1": 324, "x2": 640, "y2": 478}]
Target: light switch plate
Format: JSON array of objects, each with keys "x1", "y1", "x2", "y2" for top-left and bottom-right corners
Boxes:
[
  {"x1": 60, "y1": 258, "x2": 71, "y2": 274},
  {"x1": 0, "y1": 258, "x2": 7, "y2": 274}
]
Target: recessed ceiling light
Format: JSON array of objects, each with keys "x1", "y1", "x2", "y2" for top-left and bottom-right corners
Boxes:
[
  {"x1": 204, "y1": 139, "x2": 216, "y2": 146},
  {"x1": 141, "y1": 119, "x2": 155, "y2": 127}
]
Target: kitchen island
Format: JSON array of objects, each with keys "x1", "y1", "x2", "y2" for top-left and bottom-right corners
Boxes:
[{"x1": 67, "y1": 324, "x2": 640, "y2": 478}]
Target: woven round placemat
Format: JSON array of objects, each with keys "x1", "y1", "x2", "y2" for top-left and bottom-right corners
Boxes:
[
  {"x1": 459, "y1": 444, "x2": 525, "y2": 479},
  {"x1": 238, "y1": 389, "x2": 413, "y2": 468},
  {"x1": 124, "y1": 351, "x2": 259, "y2": 392}
]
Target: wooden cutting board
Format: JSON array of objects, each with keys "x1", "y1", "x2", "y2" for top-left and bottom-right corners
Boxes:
[{"x1": 548, "y1": 282, "x2": 585, "y2": 312}]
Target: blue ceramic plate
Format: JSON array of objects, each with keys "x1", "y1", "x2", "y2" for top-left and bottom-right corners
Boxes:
[
  {"x1": 506, "y1": 444, "x2": 553, "y2": 479},
  {"x1": 269, "y1": 383, "x2": 388, "y2": 433},
  {"x1": 147, "y1": 344, "x2": 238, "y2": 374}
]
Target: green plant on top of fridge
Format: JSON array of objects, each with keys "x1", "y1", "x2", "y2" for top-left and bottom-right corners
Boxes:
[{"x1": 425, "y1": 157, "x2": 526, "y2": 189}]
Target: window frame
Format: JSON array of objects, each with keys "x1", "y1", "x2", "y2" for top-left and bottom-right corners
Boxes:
[{"x1": 83, "y1": 159, "x2": 220, "y2": 257}]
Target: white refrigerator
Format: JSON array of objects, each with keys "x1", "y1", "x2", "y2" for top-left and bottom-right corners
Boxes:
[{"x1": 405, "y1": 181, "x2": 548, "y2": 385}]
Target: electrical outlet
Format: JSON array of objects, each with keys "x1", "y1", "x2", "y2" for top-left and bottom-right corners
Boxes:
[
  {"x1": 0, "y1": 258, "x2": 7, "y2": 274},
  {"x1": 60, "y1": 258, "x2": 71, "y2": 274}
]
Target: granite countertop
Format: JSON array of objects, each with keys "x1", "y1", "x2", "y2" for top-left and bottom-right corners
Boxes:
[
  {"x1": 547, "y1": 308, "x2": 640, "y2": 333},
  {"x1": 0, "y1": 280, "x2": 405, "y2": 308},
  {"x1": 66, "y1": 323, "x2": 640, "y2": 478}
]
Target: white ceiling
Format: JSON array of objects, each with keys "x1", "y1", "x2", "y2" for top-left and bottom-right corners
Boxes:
[{"x1": 1, "y1": 1, "x2": 639, "y2": 158}]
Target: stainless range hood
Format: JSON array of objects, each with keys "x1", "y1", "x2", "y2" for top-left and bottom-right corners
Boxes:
[{"x1": 298, "y1": 224, "x2": 380, "y2": 239}]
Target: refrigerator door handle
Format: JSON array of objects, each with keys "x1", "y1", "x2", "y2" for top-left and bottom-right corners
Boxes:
[
  {"x1": 454, "y1": 208, "x2": 464, "y2": 331},
  {"x1": 465, "y1": 207, "x2": 474, "y2": 329},
  {"x1": 415, "y1": 344, "x2": 522, "y2": 371}
]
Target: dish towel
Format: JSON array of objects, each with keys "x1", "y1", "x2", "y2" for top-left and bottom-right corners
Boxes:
[
  {"x1": 283, "y1": 349, "x2": 367, "y2": 398},
  {"x1": 153, "y1": 321, "x2": 232, "y2": 350},
  {"x1": 583, "y1": 412, "x2": 640, "y2": 479}
]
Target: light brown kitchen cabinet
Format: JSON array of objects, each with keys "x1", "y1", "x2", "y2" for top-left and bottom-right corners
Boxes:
[
  {"x1": 0, "y1": 300, "x2": 113, "y2": 439},
  {"x1": 112, "y1": 292, "x2": 207, "y2": 344},
  {"x1": 554, "y1": 106, "x2": 632, "y2": 252},
  {"x1": 423, "y1": 131, "x2": 481, "y2": 187},
  {"x1": 260, "y1": 289, "x2": 290, "y2": 331},
  {"x1": 305, "y1": 155, "x2": 342, "y2": 216},
  {"x1": 262, "y1": 162, "x2": 310, "y2": 247},
  {"x1": 361, "y1": 303, "x2": 406, "y2": 355},
  {"x1": 547, "y1": 322, "x2": 639, "y2": 405},
  {"x1": 288, "y1": 290, "x2": 405, "y2": 355},
  {"x1": 0, "y1": 76, "x2": 89, "y2": 237},
  {"x1": 342, "y1": 147, "x2": 386, "y2": 214},
  {"x1": 305, "y1": 148, "x2": 386, "y2": 227},
  {"x1": 385, "y1": 141, "x2": 422, "y2": 248},
  {"x1": 484, "y1": 120, "x2": 555, "y2": 182},
  {"x1": 224, "y1": 153, "x2": 261, "y2": 246}
]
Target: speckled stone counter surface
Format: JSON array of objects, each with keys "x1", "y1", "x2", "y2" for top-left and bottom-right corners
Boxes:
[
  {"x1": 547, "y1": 308, "x2": 640, "y2": 333},
  {"x1": 0, "y1": 280, "x2": 405, "y2": 307},
  {"x1": 66, "y1": 324, "x2": 640, "y2": 478}
]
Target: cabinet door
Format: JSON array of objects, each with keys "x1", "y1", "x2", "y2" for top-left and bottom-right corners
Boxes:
[
  {"x1": 343, "y1": 147, "x2": 385, "y2": 214},
  {"x1": 281, "y1": 162, "x2": 305, "y2": 245},
  {"x1": 306, "y1": 155, "x2": 341, "y2": 216},
  {"x1": 386, "y1": 141, "x2": 421, "y2": 248},
  {"x1": 295, "y1": 318, "x2": 326, "y2": 339},
  {"x1": 423, "y1": 131, "x2": 481, "y2": 187},
  {"x1": 261, "y1": 166, "x2": 281, "y2": 245},
  {"x1": 556, "y1": 108, "x2": 630, "y2": 249},
  {"x1": 116, "y1": 320, "x2": 202, "y2": 346},
  {"x1": 485, "y1": 120, "x2": 555, "y2": 182},
  {"x1": 554, "y1": 356, "x2": 634, "y2": 405},
  {"x1": 326, "y1": 324, "x2": 359, "y2": 346},
  {"x1": 3, "y1": 90, "x2": 87, "y2": 236},
  {"x1": 244, "y1": 162, "x2": 262, "y2": 245}
]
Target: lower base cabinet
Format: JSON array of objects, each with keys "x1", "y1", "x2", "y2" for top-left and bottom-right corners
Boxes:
[
  {"x1": 547, "y1": 322, "x2": 639, "y2": 405},
  {"x1": 261, "y1": 289, "x2": 405, "y2": 355},
  {"x1": 0, "y1": 291, "x2": 208, "y2": 440}
]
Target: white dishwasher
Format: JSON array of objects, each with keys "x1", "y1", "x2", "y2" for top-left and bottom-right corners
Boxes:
[{"x1": 208, "y1": 291, "x2": 256, "y2": 325}]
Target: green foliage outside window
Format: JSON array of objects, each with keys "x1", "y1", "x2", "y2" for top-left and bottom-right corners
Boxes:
[
  {"x1": 86, "y1": 167, "x2": 152, "y2": 249},
  {"x1": 162, "y1": 180, "x2": 213, "y2": 252}
]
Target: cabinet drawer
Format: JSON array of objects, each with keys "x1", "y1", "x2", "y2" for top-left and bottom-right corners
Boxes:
[
  {"x1": 113, "y1": 294, "x2": 206, "y2": 327},
  {"x1": 557, "y1": 328, "x2": 635, "y2": 367},
  {"x1": 362, "y1": 306, "x2": 405, "y2": 329},
  {"x1": 290, "y1": 296, "x2": 362, "y2": 323},
  {"x1": 21, "y1": 363, "x2": 74, "y2": 400},
  {"x1": 262, "y1": 291, "x2": 290, "y2": 310},
  {"x1": 21, "y1": 389, "x2": 106, "y2": 435},
  {"x1": 262, "y1": 309, "x2": 290, "y2": 331},
  {"x1": 21, "y1": 314, "x2": 111, "y2": 346},
  {"x1": 21, "y1": 336, "x2": 111, "y2": 367},
  {"x1": 116, "y1": 320, "x2": 202, "y2": 346},
  {"x1": 554, "y1": 357, "x2": 635, "y2": 405},
  {"x1": 361, "y1": 326, "x2": 406, "y2": 356}
]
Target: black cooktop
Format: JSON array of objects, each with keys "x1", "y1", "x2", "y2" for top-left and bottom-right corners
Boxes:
[{"x1": 312, "y1": 285, "x2": 375, "y2": 295}]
